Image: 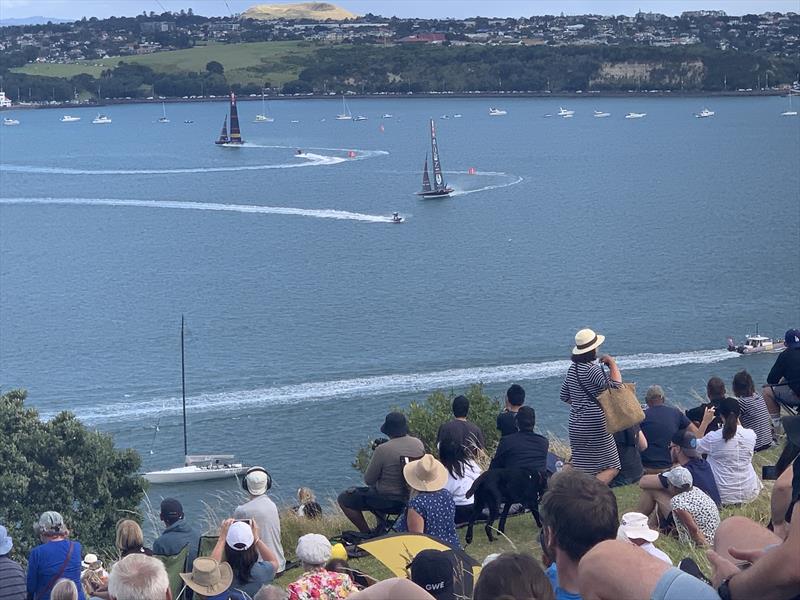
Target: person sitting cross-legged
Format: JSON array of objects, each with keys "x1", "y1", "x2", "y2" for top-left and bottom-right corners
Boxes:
[
  {"x1": 662, "y1": 466, "x2": 720, "y2": 547},
  {"x1": 639, "y1": 385, "x2": 696, "y2": 474}
]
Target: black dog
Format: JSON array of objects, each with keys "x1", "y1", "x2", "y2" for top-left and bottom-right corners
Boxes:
[{"x1": 464, "y1": 468, "x2": 546, "y2": 544}]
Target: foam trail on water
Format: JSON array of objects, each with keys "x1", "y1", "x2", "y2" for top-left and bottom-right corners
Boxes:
[
  {"x1": 62, "y1": 349, "x2": 739, "y2": 425},
  {"x1": 449, "y1": 172, "x2": 525, "y2": 197},
  {"x1": 0, "y1": 197, "x2": 393, "y2": 223}
]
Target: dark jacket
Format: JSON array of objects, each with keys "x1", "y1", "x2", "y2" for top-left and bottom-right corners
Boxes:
[
  {"x1": 490, "y1": 431, "x2": 549, "y2": 473},
  {"x1": 152, "y1": 520, "x2": 200, "y2": 570}
]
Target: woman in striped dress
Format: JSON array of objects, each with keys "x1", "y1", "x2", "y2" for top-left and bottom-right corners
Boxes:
[{"x1": 560, "y1": 328, "x2": 623, "y2": 484}]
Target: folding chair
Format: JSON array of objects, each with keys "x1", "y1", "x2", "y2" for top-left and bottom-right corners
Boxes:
[{"x1": 153, "y1": 546, "x2": 188, "y2": 600}]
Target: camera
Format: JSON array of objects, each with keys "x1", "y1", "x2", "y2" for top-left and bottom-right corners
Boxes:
[{"x1": 371, "y1": 437, "x2": 389, "y2": 450}]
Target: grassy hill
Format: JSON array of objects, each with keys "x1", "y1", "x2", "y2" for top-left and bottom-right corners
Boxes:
[{"x1": 13, "y1": 41, "x2": 319, "y2": 87}]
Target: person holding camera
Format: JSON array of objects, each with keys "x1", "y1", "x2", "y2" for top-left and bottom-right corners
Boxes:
[{"x1": 210, "y1": 519, "x2": 279, "y2": 598}]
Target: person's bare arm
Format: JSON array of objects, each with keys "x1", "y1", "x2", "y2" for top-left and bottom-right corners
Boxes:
[
  {"x1": 599, "y1": 355, "x2": 621, "y2": 382},
  {"x1": 637, "y1": 430, "x2": 648, "y2": 452},
  {"x1": 697, "y1": 407, "x2": 716, "y2": 438},
  {"x1": 686, "y1": 422, "x2": 699, "y2": 435},
  {"x1": 673, "y1": 508, "x2": 707, "y2": 546},
  {"x1": 211, "y1": 519, "x2": 234, "y2": 561},
  {"x1": 407, "y1": 508, "x2": 425, "y2": 534},
  {"x1": 250, "y1": 520, "x2": 279, "y2": 571}
]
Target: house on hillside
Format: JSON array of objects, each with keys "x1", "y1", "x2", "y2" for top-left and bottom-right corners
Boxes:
[
  {"x1": 397, "y1": 32, "x2": 446, "y2": 44},
  {"x1": 0, "y1": 91, "x2": 12, "y2": 108}
]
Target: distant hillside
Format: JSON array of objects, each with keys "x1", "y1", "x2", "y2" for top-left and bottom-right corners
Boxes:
[
  {"x1": 242, "y1": 2, "x2": 357, "y2": 21},
  {"x1": 0, "y1": 16, "x2": 71, "y2": 26}
]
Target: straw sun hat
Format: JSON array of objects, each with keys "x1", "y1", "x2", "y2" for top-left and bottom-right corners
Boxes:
[
  {"x1": 180, "y1": 557, "x2": 233, "y2": 597},
  {"x1": 403, "y1": 454, "x2": 448, "y2": 493},
  {"x1": 572, "y1": 328, "x2": 605, "y2": 355}
]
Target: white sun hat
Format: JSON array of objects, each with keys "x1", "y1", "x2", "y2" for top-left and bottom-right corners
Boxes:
[{"x1": 617, "y1": 512, "x2": 659, "y2": 543}]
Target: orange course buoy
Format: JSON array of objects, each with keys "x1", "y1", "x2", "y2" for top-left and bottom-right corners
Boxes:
[
  {"x1": 468, "y1": 167, "x2": 477, "y2": 175},
  {"x1": 348, "y1": 150, "x2": 356, "y2": 158}
]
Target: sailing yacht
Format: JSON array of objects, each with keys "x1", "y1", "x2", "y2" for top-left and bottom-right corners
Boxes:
[
  {"x1": 158, "y1": 102, "x2": 170, "y2": 123},
  {"x1": 254, "y1": 90, "x2": 274, "y2": 122},
  {"x1": 215, "y1": 92, "x2": 244, "y2": 145},
  {"x1": 336, "y1": 95, "x2": 353, "y2": 120},
  {"x1": 417, "y1": 119, "x2": 454, "y2": 198},
  {"x1": 781, "y1": 93, "x2": 798, "y2": 116}
]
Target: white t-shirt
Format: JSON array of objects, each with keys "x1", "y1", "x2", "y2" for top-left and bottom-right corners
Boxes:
[
  {"x1": 696, "y1": 427, "x2": 763, "y2": 505},
  {"x1": 639, "y1": 542, "x2": 673, "y2": 565},
  {"x1": 444, "y1": 460, "x2": 482, "y2": 506}
]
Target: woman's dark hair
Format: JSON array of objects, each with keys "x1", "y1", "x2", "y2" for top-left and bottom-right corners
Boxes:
[
  {"x1": 776, "y1": 440, "x2": 800, "y2": 477},
  {"x1": 718, "y1": 396, "x2": 741, "y2": 442},
  {"x1": 571, "y1": 349, "x2": 596, "y2": 363},
  {"x1": 473, "y1": 553, "x2": 555, "y2": 600},
  {"x1": 438, "y1": 438, "x2": 466, "y2": 479},
  {"x1": 225, "y1": 544, "x2": 258, "y2": 583},
  {"x1": 732, "y1": 370, "x2": 755, "y2": 398}
]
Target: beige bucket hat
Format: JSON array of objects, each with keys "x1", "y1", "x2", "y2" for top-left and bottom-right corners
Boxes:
[
  {"x1": 180, "y1": 557, "x2": 233, "y2": 597},
  {"x1": 403, "y1": 454, "x2": 448, "y2": 493}
]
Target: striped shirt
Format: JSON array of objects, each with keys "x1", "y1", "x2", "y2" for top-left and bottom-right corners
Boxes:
[
  {"x1": 0, "y1": 556, "x2": 26, "y2": 600},
  {"x1": 736, "y1": 393, "x2": 773, "y2": 450}
]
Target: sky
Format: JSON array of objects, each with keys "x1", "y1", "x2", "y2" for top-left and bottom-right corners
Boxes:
[{"x1": 0, "y1": 0, "x2": 798, "y2": 20}]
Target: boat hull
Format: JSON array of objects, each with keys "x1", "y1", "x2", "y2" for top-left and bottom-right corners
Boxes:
[
  {"x1": 143, "y1": 465, "x2": 248, "y2": 484},
  {"x1": 215, "y1": 141, "x2": 245, "y2": 146},
  {"x1": 417, "y1": 188, "x2": 454, "y2": 198}
]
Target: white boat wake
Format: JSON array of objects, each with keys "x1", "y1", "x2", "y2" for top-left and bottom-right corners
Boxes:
[
  {"x1": 0, "y1": 146, "x2": 389, "y2": 175},
  {"x1": 446, "y1": 171, "x2": 524, "y2": 197},
  {"x1": 0, "y1": 197, "x2": 395, "y2": 223},
  {"x1": 59, "y1": 348, "x2": 739, "y2": 425}
]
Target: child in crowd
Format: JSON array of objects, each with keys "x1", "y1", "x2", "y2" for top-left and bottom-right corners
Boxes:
[{"x1": 292, "y1": 488, "x2": 323, "y2": 519}]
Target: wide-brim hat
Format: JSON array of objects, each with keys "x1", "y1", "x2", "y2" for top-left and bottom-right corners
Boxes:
[
  {"x1": 82, "y1": 553, "x2": 102, "y2": 570},
  {"x1": 180, "y1": 557, "x2": 233, "y2": 596},
  {"x1": 617, "y1": 512, "x2": 659, "y2": 543},
  {"x1": 404, "y1": 454, "x2": 448, "y2": 492},
  {"x1": 380, "y1": 412, "x2": 409, "y2": 437},
  {"x1": 572, "y1": 328, "x2": 605, "y2": 355}
]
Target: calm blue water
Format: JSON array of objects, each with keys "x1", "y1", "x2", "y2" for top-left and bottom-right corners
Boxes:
[{"x1": 1, "y1": 96, "x2": 798, "y2": 520}]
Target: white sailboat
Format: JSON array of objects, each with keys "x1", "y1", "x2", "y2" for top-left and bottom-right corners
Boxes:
[
  {"x1": 254, "y1": 90, "x2": 274, "y2": 122},
  {"x1": 625, "y1": 112, "x2": 646, "y2": 119},
  {"x1": 336, "y1": 95, "x2": 353, "y2": 120},
  {"x1": 158, "y1": 102, "x2": 170, "y2": 123},
  {"x1": 593, "y1": 110, "x2": 611, "y2": 118},
  {"x1": 781, "y1": 93, "x2": 798, "y2": 116},
  {"x1": 143, "y1": 317, "x2": 249, "y2": 484}
]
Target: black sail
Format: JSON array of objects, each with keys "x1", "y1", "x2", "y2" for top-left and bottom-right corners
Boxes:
[
  {"x1": 421, "y1": 154, "x2": 432, "y2": 192},
  {"x1": 216, "y1": 115, "x2": 229, "y2": 144},
  {"x1": 430, "y1": 119, "x2": 446, "y2": 190},
  {"x1": 228, "y1": 92, "x2": 243, "y2": 143}
]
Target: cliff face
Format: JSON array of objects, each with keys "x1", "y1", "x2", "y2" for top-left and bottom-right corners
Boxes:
[
  {"x1": 242, "y1": 3, "x2": 358, "y2": 21},
  {"x1": 590, "y1": 60, "x2": 706, "y2": 88}
]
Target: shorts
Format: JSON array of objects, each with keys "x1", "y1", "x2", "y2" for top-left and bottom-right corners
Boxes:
[
  {"x1": 651, "y1": 568, "x2": 720, "y2": 600},
  {"x1": 338, "y1": 487, "x2": 406, "y2": 514},
  {"x1": 771, "y1": 383, "x2": 800, "y2": 407}
]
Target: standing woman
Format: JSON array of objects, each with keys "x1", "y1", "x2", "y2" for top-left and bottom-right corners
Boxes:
[
  {"x1": 560, "y1": 328, "x2": 622, "y2": 485},
  {"x1": 26, "y1": 512, "x2": 86, "y2": 600}
]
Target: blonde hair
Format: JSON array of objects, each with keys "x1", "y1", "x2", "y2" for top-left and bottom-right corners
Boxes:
[
  {"x1": 297, "y1": 487, "x2": 316, "y2": 504},
  {"x1": 51, "y1": 579, "x2": 78, "y2": 600},
  {"x1": 116, "y1": 519, "x2": 144, "y2": 552}
]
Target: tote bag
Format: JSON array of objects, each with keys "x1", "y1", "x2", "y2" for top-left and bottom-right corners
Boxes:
[{"x1": 576, "y1": 365, "x2": 644, "y2": 434}]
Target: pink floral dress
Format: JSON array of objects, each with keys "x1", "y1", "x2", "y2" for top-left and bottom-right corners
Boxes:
[{"x1": 287, "y1": 568, "x2": 354, "y2": 600}]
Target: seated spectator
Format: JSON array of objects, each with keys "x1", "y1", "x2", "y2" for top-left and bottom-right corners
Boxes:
[
  {"x1": 396, "y1": 455, "x2": 460, "y2": 548},
  {"x1": 52, "y1": 579, "x2": 79, "y2": 600},
  {"x1": 662, "y1": 466, "x2": 720, "y2": 546},
  {"x1": 210, "y1": 519, "x2": 278, "y2": 598},
  {"x1": 770, "y1": 417, "x2": 800, "y2": 540},
  {"x1": 616, "y1": 512, "x2": 671, "y2": 565},
  {"x1": 637, "y1": 430, "x2": 721, "y2": 526},
  {"x1": 610, "y1": 424, "x2": 647, "y2": 488},
  {"x1": 473, "y1": 552, "x2": 555, "y2": 600},
  {"x1": 497, "y1": 384, "x2": 526, "y2": 437},
  {"x1": 292, "y1": 488, "x2": 322, "y2": 520},
  {"x1": 27, "y1": 511, "x2": 85, "y2": 600},
  {"x1": 338, "y1": 412, "x2": 424, "y2": 534},
  {"x1": 541, "y1": 470, "x2": 619, "y2": 600},
  {"x1": 286, "y1": 534, "x2": 354, "y2": 600},
  {"x1": 116, "y1": 520, "x2": 152, "y2": 558},
  {"x1": 234, "y1": 467, "x2": 286, "y2": 572},
  {"x1": 0, "y1": 524, "x2": 26, "y2": 600},
  {"x1": 79, "y1": 554, "x2": 108, "y2": 599},
  {"x1": 152, "y1": 498, "x2": 200, "y2": 571},
  {"x1": 762, "y1": 329, "x2": 800, "y2": 428},
  {"x1": 436, "y1": 394, "x2": 485, "y2": 455},
  {"x1": 490, "y1": 405, "x2": 548, "y2": 474},
  {"x1": 409, "y1": 549, "x2": 472, "y2": 600},
  {"x1": 732, "y1": 370, "x2": 774, "y2": 451},
  {"x1": 696, "y1": 397, "x2": 763, "y2": 505},
  {"x1": 324, "y1": 559, "x2": 372, "y2": 590},
  {"x1": 438, "y1": 439, "x2": 482, "y2": 525},
  {"x1": 639, "y1": 385, "x2": 695, "y2": 473},
  {"x1": 348, "y1": 578, "x2": 434, "y2": 599},
  {"x1": 107, "y1": 554, "x2": 170, "y2": 600},
  {"x1": 180, "y1": 557, "x2": 236, "y2": 600},
  {"x1": 685, "y1": 377, "x2": 728, "y2": 431}
]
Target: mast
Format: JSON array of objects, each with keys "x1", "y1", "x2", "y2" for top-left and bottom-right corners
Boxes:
[
  {"x1": 429, "y1": 119, "x2": 445, "y2": 190},
  {"x1": 421, "y1": 153, "x2": 432, "y2": 192},
  {"x1": 181, "y1": 316, "x2": 188, "y2": 459},
  {"x1": 217, "y1": 115, "x2": 228, "y2": 143},
  {"x1": 229, "y1": 92, "x2": 243, "y2": 143}
]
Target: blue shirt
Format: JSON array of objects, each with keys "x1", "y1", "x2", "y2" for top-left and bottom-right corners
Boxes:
[
  {"x1": 232, "y1": 561, "x2": 275, "y2": 598},
  {"x1": 396, "y1": 489, "x2": 461, "y2": 548},
  {"x1": 546, "y1": 564, "x2": 582, "y2": 600},
  {"x1": 640, "y1": 405, "x2": 690, "y2": 469},
  {"x1": 26, "y1": 540, "x2": 86, "y2": 600}
]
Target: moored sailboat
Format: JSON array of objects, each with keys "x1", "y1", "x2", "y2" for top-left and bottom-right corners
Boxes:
[
  {"x1": 214, "y1": 92, "x2": 244, "y2": 146},
  {"x1": 158, "y1": 102, "x2": 170, "y2": 123},
  {"x1": 417, "y1": 119, "x2": 454, "y2": 198},
  {"x1": 254, "y1": 89, "x2": 274, "y2": 122},
  {"x1": 336, "y1": 95, "x2": 353, "y2": 120}
]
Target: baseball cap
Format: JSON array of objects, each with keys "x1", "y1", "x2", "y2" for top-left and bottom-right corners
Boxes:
[
  {"x1": 409, "y1": 550, "x2": 455, "y2": 600},
  {"x1": 671, "y1": 429, "x2": 700, "y2": 459},
  {"x1": 785, "y1": 329, "x2": 800, "y2": 349},
  {"x1": 617, "y1": 512, "x2": 659, "y2": 543},
  {"x1": 663, "y1": 466, "x2": 693, "y2": 489},
  {"x1": 160, "y1": 498, "x2": 183, "y2": 520},
  {"x1": 226, "y1": 521, "x2": 255, "y2": 551}
]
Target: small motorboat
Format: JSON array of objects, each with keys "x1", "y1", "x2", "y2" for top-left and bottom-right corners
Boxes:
[
  {"x1": 60, "y1": 115, "x2": 81, "y2": 122},
  {"x1": 453, "y1": 113, "x2": 463, "y2": 118},
  {"x1": 727, "y1": 328, "x2": 785, "y2": 354},
  {"x1": 391, "y1": 212, "x2": 404, "y2": 223},
  {"x1": 557, "y1": 107, "x2": 574, "y2": 118},
  {"x1": 695, "y1": 108, "x2": 715, "y2": 118},
  {"x1": 184, "y1": 119, "x2": 194, "y2": 124},
  {"x1": 254, "y1": 114, "x2": 274, "y2": 122},
  {"x1": 92, "y1": 114, "x2": 112, "y2": 124},
  {"x1": 625, "y1": 112, "x2": 647, "y2": 119},
  {"x1": 3, "y1": 117, "x2": 20, "y2": 126},
  {"x1": 382, "y1": 113, "x2": 393, "y2": 118},
  {"x1": 489, "y1": 107, "x2": 507, "y2": 116},
  {"x1": 354, "y1": 115, "x2": 368, "y2": 121},
  {"x1": 593, "y1": 110, "x2": 611, "y2": 118},
  {"x1": 440, "y1": 114, "x2": 450, "y2": 119}
]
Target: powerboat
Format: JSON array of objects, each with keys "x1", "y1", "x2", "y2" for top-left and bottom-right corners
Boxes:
[
  {"x1": 3, "y1": 117, "x2": 20, "y2": 126},
  {"x1": 353, "y1": 115, "x2": 368, "y2": 121},
  {"x1": 593, "y1": 110, "x2": 611, "y2": 118},
  {"x1": 625, "y1": 112, "x2": 646, "y2": 119},
  {"x1": 60, "y1": 115, "x2": 81, "y2": 122},
  {"x1": 391, "y1": 212, "x2": 404, "y2": 223},
  {"x1": 695, "y1": 108, "x2": 715, "y2": 118},
  {"x1": 453, "y1": 114, "x2": 463, "y2": 118},
  {"x1": 381, "y1": 113, "x2": 393, "y2": 118},
  {"x1": 727, "y1": 334, "x2": 784, "y2": 355},
  {"x1": 557, "y1": 107, "x2": 575, "y2": 118},
  {"x1": 489, "y1": 107, "x2": 507, "y2": 116},
  {"x1": 92, "y1": 114, "x2": 112, "y2": 124}
]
